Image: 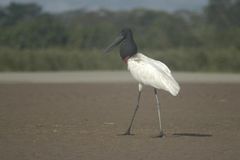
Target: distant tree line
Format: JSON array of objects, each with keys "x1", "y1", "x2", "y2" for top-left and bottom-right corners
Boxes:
[
  {"x1": 0, "y1": 0, "x2": 239, "y2": 50},
  {"x1": 0, "y1": 3, "x2": 67, "y2": 48},
  {"x1": 0, "y1": 0, "x2": 240, "y2": 72}
]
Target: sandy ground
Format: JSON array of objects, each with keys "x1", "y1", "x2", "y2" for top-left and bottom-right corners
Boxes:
[
  {"x1": 1, "y1": 71, "x2": 240, "y2": 83},
  {"x1": 0, "y1": 81, "x2": 240, "y2": 160}
]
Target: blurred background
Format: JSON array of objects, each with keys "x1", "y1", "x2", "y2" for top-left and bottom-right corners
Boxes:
[{"x1": 0, "y1": 0, "x2": 239, "y2": 72}]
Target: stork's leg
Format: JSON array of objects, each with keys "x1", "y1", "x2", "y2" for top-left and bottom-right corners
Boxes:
[
  {"x1": 123, "y1": 84, "x2": 142, "y2": 135},
  {"x1": 154, "y1": 88, "x2": 164, "y2": 137}
]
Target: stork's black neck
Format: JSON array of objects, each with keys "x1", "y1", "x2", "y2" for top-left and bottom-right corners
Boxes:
[{"x1": 120, "y1": 32, "x2": 137, "y2": 60}]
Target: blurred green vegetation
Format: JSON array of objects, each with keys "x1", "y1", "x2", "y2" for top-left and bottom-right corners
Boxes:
[
  {"x1": 1, "y1": 47, "x2": 239, "y2": 72},
  {"x1": 0, "y1": 0, "x2": 240, "y2": 72}
]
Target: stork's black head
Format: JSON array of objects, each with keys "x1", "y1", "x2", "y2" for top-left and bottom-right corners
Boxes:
[
  {"x1": 104, "y1": 28, "x2": 138, "y2": 61},
  {"x1": 119, "y1": 28, "x2": 132, "y2": 39}
]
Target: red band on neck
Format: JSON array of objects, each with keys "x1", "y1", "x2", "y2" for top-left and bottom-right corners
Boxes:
[{"x1": 123, "y1": 56, "x2": 130, "y2": 64}]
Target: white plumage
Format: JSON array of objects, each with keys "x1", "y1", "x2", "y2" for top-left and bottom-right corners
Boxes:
[{"x1": 127, "y1": 53, "x2": 180, "y2": 96}]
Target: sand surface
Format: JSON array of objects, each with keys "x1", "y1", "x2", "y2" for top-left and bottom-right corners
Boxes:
[
  {"x1": 0, "y1": 82, "x2": 240, "y2": 160},
  {"x1": 1, "y1": 71, "x2": 240, "y2": 83}
]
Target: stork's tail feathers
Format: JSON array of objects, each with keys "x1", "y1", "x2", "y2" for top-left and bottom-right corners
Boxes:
[
  {"x1": 164, "y1": 75, "x2": 180, "y2": 96},
  {"x1": 169, "y1": 80, "x2": 180, "y2": 96}
]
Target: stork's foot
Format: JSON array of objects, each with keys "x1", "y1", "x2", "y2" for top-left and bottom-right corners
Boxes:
[
  {"x1": 121, "y1": 129, "x2": 134, "y2": 136},
  {"x1": 158, "y1": 130, "x2": 164, "y2": 138},
  {"x1": 152, "y1": 130, "x2": 164, "y2": 138}
]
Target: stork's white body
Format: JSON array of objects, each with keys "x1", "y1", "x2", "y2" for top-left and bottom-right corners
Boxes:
[{"x1": 127, "y1": 53, "x2": 180, "y2": 96}]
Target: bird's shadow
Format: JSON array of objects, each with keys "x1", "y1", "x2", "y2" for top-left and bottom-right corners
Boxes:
[
  {"x1": 151, "y1": 132, "x2": 212, "y2": 138},
  {"x1": 172, "y1": 132, "x2": 212, "y2": 137},
  {"x1": 117, "y1": 132, "x2": 212, "y2": 138}
]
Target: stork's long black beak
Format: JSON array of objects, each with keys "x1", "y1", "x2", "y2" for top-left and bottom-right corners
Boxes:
[{"x1": 104, "y1": 35, "x2": 124, "y2": 53}]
